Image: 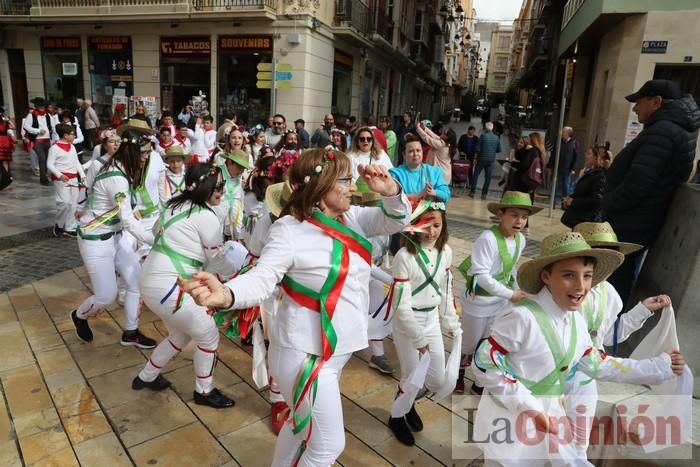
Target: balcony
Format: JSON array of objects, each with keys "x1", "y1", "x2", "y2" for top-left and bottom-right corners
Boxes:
[
  {"x1": 0, "y1": 0, "x2": 277, "y2": 20},
  {"x1": 334, "y1": 0, "x2": 371, "y2": 44}
]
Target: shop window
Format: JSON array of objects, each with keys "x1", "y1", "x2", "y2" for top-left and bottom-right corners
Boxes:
[{"x1": 41, "y1": 37, "x2": 83, "y2": 106}]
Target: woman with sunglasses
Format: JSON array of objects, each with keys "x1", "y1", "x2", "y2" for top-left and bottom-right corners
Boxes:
[
  {"x1": 70, "y1": 126, "x2": 157, "y2": 349},
  {"x1": 180, "y1": 148, "x2": 411, "y2": 466},
  {"x1": 348, "y1": 126, "x2": 393, "y2": 182},
  {"x1": 133, "y1": 164, "x2": 238, "y2": 408}
]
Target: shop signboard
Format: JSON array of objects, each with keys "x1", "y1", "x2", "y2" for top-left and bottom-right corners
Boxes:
[
  {"x1": 219, "y1": 35, "x2": 273, "y2": 52},
  {"x1": 641, "y1": 41, "x2": 668, "y2": 54},
  {"x1": 161, "y1": 36, "x2": 211, "y2": 58},
  {"x1": 41, "y1": 36, "x2": 81, "y2": 50},
  {"x1": 89, "y1": 36, "x2": 133, "y2": 82}
]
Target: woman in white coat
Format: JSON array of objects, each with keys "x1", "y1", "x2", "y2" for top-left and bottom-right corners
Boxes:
[
  {"x1": 134, "y1": 163, "x2": 237, "y2": 408},
  {"x1": 180, "y1": 148, "x2": 411, "y2": 467},
  {"x1": 70, "y1": 128, "x2": 156, "y2": 348}
]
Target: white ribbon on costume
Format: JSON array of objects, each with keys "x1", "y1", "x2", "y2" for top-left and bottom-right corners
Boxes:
[
  {"x1": 433, "y1": 331, "x2": 463, "y2": 402},
  {"x1": 391, "y1": 352, "x2": 431, "y2": 418},
  {"x1": 252, "y1": 319, "x2": 268, "y2": 389}
]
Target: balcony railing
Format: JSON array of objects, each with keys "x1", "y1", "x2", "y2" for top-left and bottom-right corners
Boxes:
[
  {"x1": 0, "y1": 0, "x2": 276, "y2": 15},
  {"x1": 334, "y1": 0, "x2": 369, "y2": 36},
  {"x1": 562, "y1": 0, "x2": 585, "y2": 29}
]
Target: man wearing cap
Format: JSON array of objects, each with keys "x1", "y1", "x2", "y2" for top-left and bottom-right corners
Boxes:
[
  {"x1": 293, "y1": 118, "x2": 310, "y2": 149},
  {"x1": 470, "y1": 122, "x2": 501, "y2": 200},
  {"x1": 602, "y1": 79, "x2": 700, "y2": 308},
  {"x1": 23, "y1": 97, "x2": 53, "y2": 185}
]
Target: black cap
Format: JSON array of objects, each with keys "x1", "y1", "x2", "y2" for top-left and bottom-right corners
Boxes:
[
  {"x1": 294, "y1": 118, "x2": 305, "y2": 124},
  {"x1": 625, "y1": 79, "x2": 681, "y2": 102}
]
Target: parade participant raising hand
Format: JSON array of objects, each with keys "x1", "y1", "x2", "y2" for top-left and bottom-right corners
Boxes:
[{"x1": 180, "y1": 148, "x2": 411, "y2": 466}]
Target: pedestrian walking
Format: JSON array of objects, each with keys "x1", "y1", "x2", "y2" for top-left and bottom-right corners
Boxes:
[
  {"x1": 22, "y1": 97, "x2": 53, "y2": 185},
  {"x1": 469, "y1": 122, "x2": 501, "y2": 199}
]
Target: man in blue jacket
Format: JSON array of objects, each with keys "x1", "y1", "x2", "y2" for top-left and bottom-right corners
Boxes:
[{"x1": 470, "y1": 122, "x2": 501, "y2": 199}]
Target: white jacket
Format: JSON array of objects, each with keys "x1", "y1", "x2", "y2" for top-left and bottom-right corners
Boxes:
[
  {"x1": 132, "y1": 152, "x2": 166, "y2": 216},
  {"x1": 391, "y1": 244, "x2": 461, "y2": 348},
  {"x1": 226, "y1": 192, "x2": 411, "y2": 356},
  {"x1": 47, "y1": 143, "x2": 85, "y2": 179},
  {"x1": 348, "y1": 149, "x2": 393, "y2": 181}
]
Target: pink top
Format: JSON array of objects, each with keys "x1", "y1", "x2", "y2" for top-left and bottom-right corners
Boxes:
[{"x1": 416, "y1": 125, "x2": 451, "y2": 183}]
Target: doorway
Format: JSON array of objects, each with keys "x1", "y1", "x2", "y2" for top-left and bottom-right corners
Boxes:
[{"x1": 7, "y1": 49, "x2": 28, "y2": 126}]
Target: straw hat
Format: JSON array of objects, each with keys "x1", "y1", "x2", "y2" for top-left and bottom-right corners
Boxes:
[
  {"x1": 221, "y1": 149, "x2": 250, "y2": 169},
  {"x1": 163, "y1": 145, "x2": 192, "y2": 164},
  {"x1": 573, "y1": 222, "x2": 642, "y2": 255},
  {"x1": 516, "y1": 232, "x2": 624, "y2": 294},
  {"x1": 116, "y1": 118, "x2": 153, "y2": 136},
  {"x1": 264, "y1": 181, "x2": 292, "y2": 218},
  {"x1": 487, "y1": 191, "x2": 543, "y2": 215}
]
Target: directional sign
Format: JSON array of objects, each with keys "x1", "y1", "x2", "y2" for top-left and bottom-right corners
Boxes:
[
  {"x1": 256, "y1": 62, "x2": 273, "y2": 71},
  {"x1": 256, "y1": 80, "x2": 292, "y2": 89},
  {"x1": 275, "y1": 71, "x2": 292, "y2": 81},
  {"x1": 256, "y1": 81, "x2": 273, "y2": 89},
  {"x1": 256, "y1": 71, "x2": 272, "y2": 80},
  {"x1": 276, "y1": 63, "x2": 292, "y2": 72}
]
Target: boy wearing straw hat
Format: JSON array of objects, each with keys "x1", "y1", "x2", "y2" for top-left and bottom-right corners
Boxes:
[
  {"x1": 564, "y1": 221, "x2": 671, "y2": 459},
  {"x1": 471, "y1": 232, "x2": 685, "y2": 466},
  {"x1": 212, "y1": 149, "x2": 249, "y2": 241},
  {"x1": 159, "y1": 145, "x2": 192, "y2": 203},
  {"x1": 456, "y1": 191, "x2": 542, "y2": 395}
]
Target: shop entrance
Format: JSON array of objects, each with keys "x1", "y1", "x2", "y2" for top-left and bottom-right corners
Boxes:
[
  {"x1": 40, "y1": 37, "x2": 83, "y2": 106},
  {"x1": 160, "y1": 36, "x2": 211, "y2": 117}
]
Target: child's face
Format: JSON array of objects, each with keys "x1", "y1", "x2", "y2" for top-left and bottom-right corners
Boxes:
[
  {"x1": 226, "y1": 159, "x2": 244, "y2": 177},
  {"x1": 255, "y1": 132, "x2": 266, "y2": 145},
  {"x1": 418, "y1": 211, "x2": 443, "y2": 245},
  {"x1": 163, "y1": 116, "x2": 174, "y2": 127},
  {"x1": 160, "y1": 131, "x2": 172, "y2": 143},
  {"x1": 179, "y1": 127, "x2": 188, "y2": 139},
  {"x1": 203, "y1": 120, "x2": 213, "y2": 131},
  {"x1": 168, "y1": 156, "x2": 184, "y2": 173},
  {"x1": 63, "y1": 132, "x2": 76, "y2": 143},
  {"x1": 498, "y1": 208, "x2": 530, "y2": 236},
  {"x1": 331, "y1": 132, "x2": 343, "y2": 146},
  {"x1": 229, "y1": 131, "x2": 244, "y2": 149},
  {"x1": 541, "y1": 257, "x2": 594, "y2": 310},
  {"x1": 284, "y1": 133, "x2": 298, "y2": 147}
]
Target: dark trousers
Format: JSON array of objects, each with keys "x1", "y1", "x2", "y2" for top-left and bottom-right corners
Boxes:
[
  {"x1": 470, "y1": 161, "x2": 494, "y2": 196},
  {"x1": 34, "y1": 140, "x2": 50, "y2": 183},
  {"x1": 85, "y1": 128, "x2": 96, "y2": 151},
  {"x1": 607, "y1": 246, "x2": 648, "y2": 311}
]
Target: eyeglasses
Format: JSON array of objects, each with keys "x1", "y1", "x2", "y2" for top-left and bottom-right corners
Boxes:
[
  {"x1": 358, "y1": 136, "x2": 373, "y2": 143},
  {"x1": 140, "y1": 150, "x2": 150, "y2": 155},
  {"x1": 273, "y1": 121, "x2": 285, "y2": 126},
  {"x1": 336, "y1": 176, "x2": 353, "y2": 186},
  {"x1": 214, "y1": 181, "x2": 226, "y2": 192}
]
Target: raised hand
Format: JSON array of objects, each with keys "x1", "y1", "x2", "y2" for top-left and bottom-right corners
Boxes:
[
  {"x1": 642, "y1": 294, "x2": 671, "y2": 312},
  {"x1": 357, "y1": 164, "x2": 398, "y2": 197}
]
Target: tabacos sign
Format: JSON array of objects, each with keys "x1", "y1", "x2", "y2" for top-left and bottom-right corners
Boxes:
[{"x1": 161, "y1": 36, "x2": 211, "y2": 58}]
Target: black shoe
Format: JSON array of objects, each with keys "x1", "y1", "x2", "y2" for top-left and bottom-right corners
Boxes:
[
  {"x1": 388, "y1": 416, "x2": 415, "y2": 446},
  {"x1": 480, "y1": 194, "x2": 487, "y2": 200},
  {"x1": 193, "y1": 388, "x2": 235, "y2": 409},
  {"x1": 121, "y1": 329, "x2": 157, "y2": 349},
  {"x1": 132, "y1": 374, "x2": 172, "y2": 391},
  {"x1": 405, "y1": 404, "x2": 423, "y2": 432},
  {"x1": 40, "y1": 179, "x2": 50, "y2": 186},
  {"x1": 71, "y1": 309, "x2": 93, "y2": 342},
  {"x1": 52, "y1": 224, "x2": 63, "y2": 238},
  {"x1": 468, "y1": 192, "x2": 475, "y2": 198}
]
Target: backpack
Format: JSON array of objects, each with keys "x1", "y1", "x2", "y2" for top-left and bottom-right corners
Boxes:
[{"x1": 523, "y1": 155, "x2": 543, "y2": 190}]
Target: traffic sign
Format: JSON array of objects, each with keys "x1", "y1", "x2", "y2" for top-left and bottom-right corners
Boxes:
[
  {"x1": 256, "y1": 62, "x2": 273, "y2": 71},
  {"x1": 256, "y1": 71, "x2": 272, "y2": 80},
  {"x1": 275, "y1": 71, "x2": 292, "y2": 81}
]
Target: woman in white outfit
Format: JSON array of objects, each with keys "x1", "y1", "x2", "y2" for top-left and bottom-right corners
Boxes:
[
  {"x1": 180, "y1": 148, "x2": 411, "y2": 466},
  {"x1": 347, "y1": 126, "x2": 393, "y2": 184},
  {"x1": 134, "y1": 163, "x2": 237, "y2": 408},
  {"x1": 70, "y1": 127, "x2": 157, "y2": 348}
]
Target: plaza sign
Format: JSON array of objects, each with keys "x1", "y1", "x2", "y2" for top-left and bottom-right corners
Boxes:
[{"x1": 641, "y1": 41, "x2": 668, "y2": 54}]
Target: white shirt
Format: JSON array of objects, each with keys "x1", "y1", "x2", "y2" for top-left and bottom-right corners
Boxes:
[
  {"x1": 173, "y1": 134, "x2": 192, "y2": 155},
  {"x1": 226, "y1": 193, "x2": 411, "y2": 356},
  {"x1": 156, "y1": 139, "x2": 181, "y2": 158},
  {"x1": 580, "y1": 280, "x2": 652, "y2": 348},
  {"x1": 348, "y1": 149, "x2": 393, "y2": 181},
  {"x1": 463, "y1": 228, "x2": 525, "y2": 317},
  {"x1": 133, "y1": 152, "x2": 166, "y2": 216},
  {"x1": 22, "y1": 112, "x2": 52, "y2": 141},
  {"x1": 211, "y1": 173, "x2": 244, "y2": 238},
  {"x1": 159, "y1": 167, "x2": 186, "y2": 204},
  {"x1": 391, "y1": 244, "x2": 461, "y2": 348},
  {"x1": 47, "y1": 142, "x2": 85, "y2": 179},
  {"x1": 51, "y1": 118, "x2": 84, "y2": 145},
  {"x1": 264, "y1": 128, "x2": 282, "y2": 147},
  {"x1": 141, "y1": 201, "x2": 235, "y2": 296},
  {"x1": 78, "y1": 161, "x2": 153, "y2": 244}
]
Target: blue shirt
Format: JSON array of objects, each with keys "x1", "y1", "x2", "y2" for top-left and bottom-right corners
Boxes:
[{"x1": 389, "y1": 163, "x2": 451, "y2": 203}]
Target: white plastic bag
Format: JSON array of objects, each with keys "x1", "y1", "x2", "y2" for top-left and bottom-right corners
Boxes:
[
  {"x1": 433, "y1": 332, "x2": 462, "y2": 402},
  {"x1": 391, "y1": 352, "x2": 431, "y2": 417}
]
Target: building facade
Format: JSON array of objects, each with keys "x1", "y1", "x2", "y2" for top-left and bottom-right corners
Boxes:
[
  {"x1": 0, "y1": 0, "x2": 470, "y2": 129},
  {"x1": 485, "y1": 24, "x2": 512, "y2": 99}
]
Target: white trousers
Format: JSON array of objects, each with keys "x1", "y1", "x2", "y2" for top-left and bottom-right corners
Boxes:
[
  {"x1": 268, "y1": 344, "x2": 351, "y2": 467},
  {"x1": 564, "y1": 371, "x2": 598, "y2": 460},
  {"x1": 139, "y1": 285, "x2": 219, "y2": 394},
  {"x1": 461, "y1": 313, "x2": 496, "y2": 357},
  {"x1": 393, "y1": 311, "x2": 446, "y2": 393},
  {"x1": 53, "y1": 179, "x2": 80, "y2": 231},
  {"x1": 76, "y1": 234, "x2": 141, "y2": 330}
]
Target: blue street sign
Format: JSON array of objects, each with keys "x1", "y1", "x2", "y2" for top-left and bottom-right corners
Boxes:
[{"x1": 276, "y1": 71, "x2": 292, "y2": 81}]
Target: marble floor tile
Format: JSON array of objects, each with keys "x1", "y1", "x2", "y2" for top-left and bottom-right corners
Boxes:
[
  {"x1": 63, "y1": 410, "x2": 113, "y2": 445},
  {"x1": 73, "y1": 431, "x2": 133, "y2": 467},
  {"x1": 128, "y1": 422, "x2": 233, "y2": 467},
  {"x1": 1, "y1": 365, "x2": 53, "y2": 418},
  {"x1": 218, "y1": 418, "x2": 276, "y2": 467},
  {"x1": 72, "y1": 343, "x2": 146, "y2": 378}
]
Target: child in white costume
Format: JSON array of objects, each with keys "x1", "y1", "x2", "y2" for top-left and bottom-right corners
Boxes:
[
  {"x1": 564, "y1": 222, "x2": 670, "y2": 459},
  {"x1": 241, "y1": 155, "x2": 276, "y2": 248},
  {"x1": 134, "y1": 164, "x2": 237, "y2": 408},
  {"x1": 159, "y1": 145, "x2": 190, "y2": 203},
  {"x1": 47, "y1": 123, "x2": 85, "y2": 236},
  {"x1": 457, "y1": 191, "x2": 541, "y2": 394},
  {"x1": 212, "y1": 148, "x2": 248, "y2": 241},
  {"x1": 155, "y1": 126, "x2": 181, "y2": 158},
  {"x1": 179, "y1": 150, "x2": 411, "y2": 467},
  {"x1": 472, "y1": 232, "x2": 686, "y2": 466},
  {"x1": 186, "y1": 116, "x2": 216, "y2": 164},
  {"x1": 70, "y1": 127, "x2": 157, "y2": 349},
  {"x1": 366, "y1": 234, "x2": 394, "y2": 374},
  {"x1": 387, "y1": 199, "x2": 461, "y2": 446}
]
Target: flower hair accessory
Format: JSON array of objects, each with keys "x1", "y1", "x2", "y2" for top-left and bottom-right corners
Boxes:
[
  {"x1": 186, "y1": 166, "x2": 219, "y2": 191},
  {"x1": 293, "y1": 150, "x2": 336, "y2": 191},
  {"x1": 122, "y1": 134, "x2": 151, "y2": 146}
]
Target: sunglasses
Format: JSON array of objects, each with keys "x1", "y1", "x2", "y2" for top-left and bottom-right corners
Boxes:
[
  {"x1": 336, "y1": 176, "x2": 353, "y2": 186},
  {"x1": 358, "y1": 136, "x2": 373, "y2": 143},
  {"x1": 273, "y1": 121, "x2": 285, "y2": 125}
]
